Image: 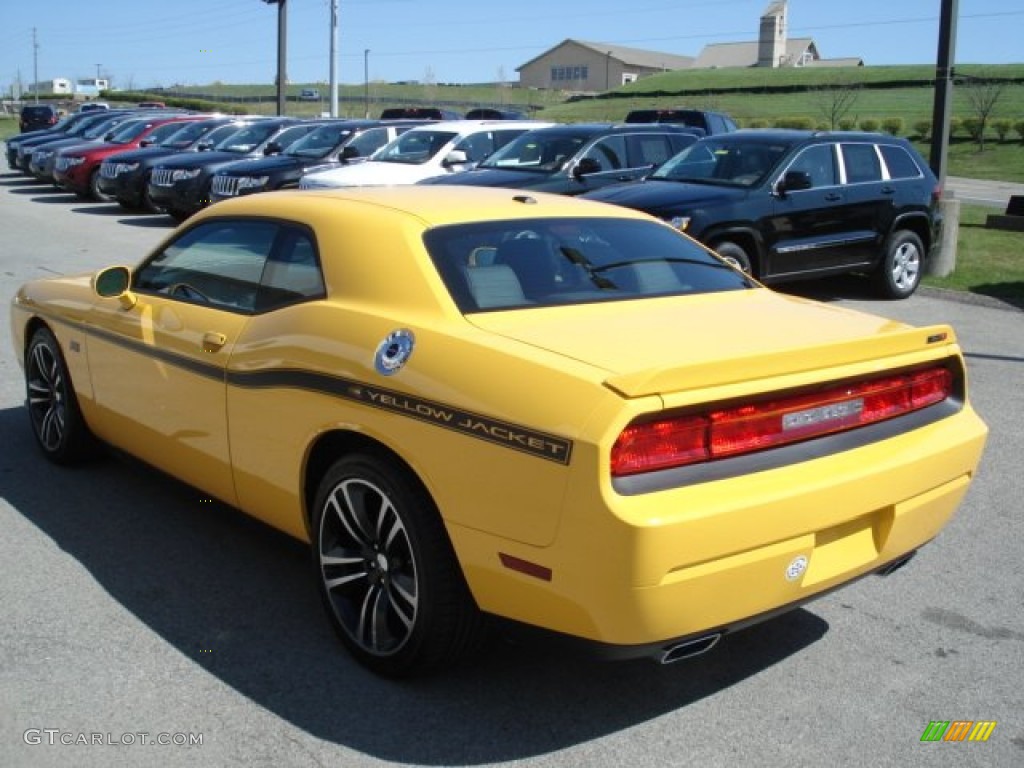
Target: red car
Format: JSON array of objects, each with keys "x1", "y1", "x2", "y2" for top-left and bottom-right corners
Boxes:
[{"x1": 53, "y1": 115, "x2": 203, "y2": 201}]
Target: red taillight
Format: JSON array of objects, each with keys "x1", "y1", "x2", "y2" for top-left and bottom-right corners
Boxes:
[{"x1": 611, "y1": 366, "x2": 953, "y2": 477}]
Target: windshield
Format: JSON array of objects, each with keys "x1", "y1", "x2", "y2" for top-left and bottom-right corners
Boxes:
[
  {"x1": 651, "y1": 138, "x2": 792, "y2": 187},
  {"x1": 108, "y1": 119, "x2": 155, "y2": 144},
  {"x1": 476, "y1": 131, "x2": 588, "y2": 173},
  {"x1": 425, "y1": 217, "x2": 752, "y2": 312},
  {"x1": 81, "y1": 115, "x2": 127, "y2": 139},
  {"x1": 372, "y1": 129, "x2": 457, "y2": 165},
  {"x1": 215, "y1": 122, "x2": 286, "y2": 153},
  {"x1": 159, "y1": 120, "x2": 220, "y2": 148},
  {"x1": 201, "y1": 123, "x2": 246, "y2": 147},
  {"x1": 285, "y1": 123, "x2": 353, "y2": 158}
]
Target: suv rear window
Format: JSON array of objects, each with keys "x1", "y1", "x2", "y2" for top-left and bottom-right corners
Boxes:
[{"x1": 878, "y1": 144, "x2": 923, "y2": 180}]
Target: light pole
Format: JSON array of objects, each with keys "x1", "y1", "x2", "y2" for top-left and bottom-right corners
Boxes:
[
  {"x1": 262, "y1": 0, "x2": 288, "y2": 116},
  {"x1": 364, "y1": 48, "x2": 370, "y2": 118},
  {"x1": 329, "y1": 0, "x2": 338, "y2": 117}
]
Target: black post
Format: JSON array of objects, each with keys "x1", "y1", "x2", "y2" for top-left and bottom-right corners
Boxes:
[
  {"x1": 263, "y1": 0, "x2": 288, "y2": 116},
  {"x1": 929, "y1": 0, "x2": 958, "y2": 190}
]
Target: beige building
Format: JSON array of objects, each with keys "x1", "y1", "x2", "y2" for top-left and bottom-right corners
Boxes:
[
  {"x1": 515, "y1": 39, "x2": 693, "y2": 92},
  {"x1": 516, "y1": 2, "x2": 861, "y2": 92}
]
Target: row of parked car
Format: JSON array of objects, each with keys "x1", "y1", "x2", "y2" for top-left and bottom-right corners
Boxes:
[{"x1": 6, "y1": 104, "x2": 941, "y2": 297}]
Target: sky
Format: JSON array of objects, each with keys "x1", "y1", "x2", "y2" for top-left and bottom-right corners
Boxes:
[{"x1": 1, "y1": 0, "x2": 1020, "y2": 93}]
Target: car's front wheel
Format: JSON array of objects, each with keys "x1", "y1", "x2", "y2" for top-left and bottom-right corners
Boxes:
[
  {"x1": 25, "y1": 327, "x2": 92, "y2": 464},
  {"x1": 312, "y1": 453, "x2": 482, "y2": 677},
  {"x1": 89, "y1": 169, "x2": 114, "y2": 202},
  {"x1": 875, "y1": 230, "x2": 924, "y2": 299}
]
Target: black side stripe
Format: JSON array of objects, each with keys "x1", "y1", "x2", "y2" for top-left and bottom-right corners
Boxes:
[{"x1": 52, "y1": 311, "x2": 575, "y2": 465}]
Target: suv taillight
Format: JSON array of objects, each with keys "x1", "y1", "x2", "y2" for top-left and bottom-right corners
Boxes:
[{"x1": 611, "y1": 366, "x2": 952, "y2": 477}]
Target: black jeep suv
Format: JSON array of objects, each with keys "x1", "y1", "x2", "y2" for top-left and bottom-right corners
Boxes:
[
  {"x1": 582, "y1": 130, "x2": 942, "y2": 299},
  {"x1": 418, "y1": 123, "x2": 700, "y2": 196}
]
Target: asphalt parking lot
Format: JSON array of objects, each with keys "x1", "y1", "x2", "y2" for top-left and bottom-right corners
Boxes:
[{"x1": 1, "y1": 169, "x2": 1022, "y2": 768}]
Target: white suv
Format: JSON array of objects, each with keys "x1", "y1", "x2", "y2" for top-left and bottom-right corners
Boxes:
[{"x1": 298, "y1": 119, "x2": 553, "y2": 189}]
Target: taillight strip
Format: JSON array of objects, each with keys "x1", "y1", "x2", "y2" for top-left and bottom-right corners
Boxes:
[{"x1": 611, "y1": 366, "x2": 952, "y2": 477}]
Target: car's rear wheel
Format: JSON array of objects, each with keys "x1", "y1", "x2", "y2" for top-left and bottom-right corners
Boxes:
[
  {"x1": 25, "y1": 327, "x2": 92, "y2": 464},
  {"x1": 875, "y1": 230, "x2": 924, "y2": 299},
  {"x1": 312, "y1": 453, "x2": 482, "y2": 677},
  {"x1": 713, "y1": 240, "x2": 753, "y2": 275}
]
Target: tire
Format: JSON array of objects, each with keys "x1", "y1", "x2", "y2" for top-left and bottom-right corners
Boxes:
[
  {"x1": 312, "y1": 453, "x2": 482, "y2": 677},
  {"x1": 167, "y1": 208, "x2": 190, "y2": 223},
  {"x1": 713, "y1": 240, "x2": 753, "y2": 274},
  {"x1": 141, "y1": 175, "x2": 166, "y2": 214},
  {"x1": 25, "y1": 327, "x2": 92, "y2": 464},
  {"x1": 875, "y1": 230, "x2": 924, "y2": 299},
  {"x1": 89, "y1": 169, "x2": 114, "y2": 202}
]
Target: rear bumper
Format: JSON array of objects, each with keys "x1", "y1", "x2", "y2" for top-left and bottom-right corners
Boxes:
[{"x1": 452, "y1": 403, "x2": 987, "y2": 650}]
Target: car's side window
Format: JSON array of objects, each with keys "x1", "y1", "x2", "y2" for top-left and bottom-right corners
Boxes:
[
  {"x1": 627, "y1": 134, "x2": 675, "y2": 167},
  {"x1": 256, "y1": 228, "x2": 326, "y2": 311},
  {"x1": 840, "y1": 143, "x2": 882, "y2": 184},
  {"x1": 133, "y1": 220, "x2": 279, "y2": 313},
  {"x1": 345, "y1": 127, "x2": 389, "y2": 159},
  {"x1": 786, "y1": 143, "x2": 837, "y2": 188},
  {"x1": 582, "y1": 136, "x2": 626, "y2": 171},
  {"x1": 878, "y1": 144, "x2": 923, "y2": 180}
]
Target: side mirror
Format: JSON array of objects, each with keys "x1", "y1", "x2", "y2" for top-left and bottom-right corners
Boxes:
[
  {"x1": 93, "y1": 266, "x2": 136, "y2": 309},
  {"x1": 264, "y1": 141, "x2": 282, "y2": 156},
  {"x1": 778, "y1": 170, "x2": 812, "y2": 195},
  {"x1": 196, "y1": 141, "x2": 213, "y2": 152},
  {"x1": 339, "y1": 145, "x2": 360, "y2": 162},
  {"x1": 443, "y1": 149, "x2": 469, "y2": 167},
  {"x1": 573, "y1": 157, "x2": 602, "y2": 179}
]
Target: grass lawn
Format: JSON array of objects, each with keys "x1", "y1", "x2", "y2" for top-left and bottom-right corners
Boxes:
[{"x1": 924, "y1": 204, "x2": 1024, "y2": 309}]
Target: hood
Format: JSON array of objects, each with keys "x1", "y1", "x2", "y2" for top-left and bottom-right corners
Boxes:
[
  {"x1": 302, "y1": 159, "x2": 445, "y2": 188},
  {"x1": 156, "y1": 150, "x2": 252, "y2": 170},
  {"x1": 419, "y1": 168, "x2": 543, "y2": 189},
  {"x1": 218, "y1": 154, "x2": 303, "y2": 177},
  {"x1": 103, "y1": 146, "x2": 180, "y2": 163},
  {"x1": 466, "y1": 289, "x2": 954, "y2": 398},
  {"x1": 583, "y1": 179, "x2": 746, "y2": 213}
]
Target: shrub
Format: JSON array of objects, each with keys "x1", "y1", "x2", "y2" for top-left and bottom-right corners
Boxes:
[
  {"x1": 858, "y1": 118, "x2": 879, "y2": 132},
  {"x1": 962, "y1": 117, "x2": 984, "y2": 140},
  {"x1": 948, "y1": 117, "x2": 962, "y2": 137},
  {"x1": 746, "y1": 118, "x2": 769, "y2": 129},
  {"x1": 992, "y1": 118, "x2": 1012, "y2": 141},
  {"x1": 881, "y1": 117, "x2": 904, "y2": 135},
  {"x1": 913, "y1": 120, "x2": 932, "y2": 140},
  {"x1": 1015, "y1": 120, "x2": 1024, "y2": 142},
  {"x1": 838, "y1": 118, "x2": 856, "y2": 131},
  {"x1": 773, "y1": 116, "x2": 814, "y2": 130}
]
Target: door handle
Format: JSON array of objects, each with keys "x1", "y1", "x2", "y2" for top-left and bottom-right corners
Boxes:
[
  {"x1": 202, "y1": 332, "x2": 227, "y2": 352},
  {"x1": 825, "y1": 193, "x2": 842, "y2": 202}
]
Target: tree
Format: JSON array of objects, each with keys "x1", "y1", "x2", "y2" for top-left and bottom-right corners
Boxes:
[
  {"x1": 812, "y1": 76, "x2": 861, "y2": 130},
  {"x1": 959, "y1": 72, "x2": 1007, "y2": 151}
]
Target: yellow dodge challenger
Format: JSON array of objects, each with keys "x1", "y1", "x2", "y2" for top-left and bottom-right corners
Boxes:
[{"x1": 10, "y1": 187, "x2": 987, "y2": 677}]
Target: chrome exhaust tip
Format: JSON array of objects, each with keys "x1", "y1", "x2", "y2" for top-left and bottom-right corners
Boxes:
[{"x1": 658, "y1": 633, "x2": 722, "y2": 664}]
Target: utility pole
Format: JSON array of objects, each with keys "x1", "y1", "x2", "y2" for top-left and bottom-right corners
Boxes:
[
  {"x1": 32, "y1": 28, "x2": 39, "y2": 103},
  {"x1": 928, "y1": 0, "x2": 960, "y2": 278},
  {"x1": 929, "y1": 0, "x2": 958, "y2": 189},
  {"x1": 329, "y1": 0, "x2": 339, "y2": 117},
  {"x1": 364, "y1": 49, "x2": 370, "y2": 118},
  {"x1": 262, "y1": 0, "x2": 288, "y2": 116}
]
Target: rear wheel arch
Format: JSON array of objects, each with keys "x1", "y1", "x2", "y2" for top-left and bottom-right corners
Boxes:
[
  {"x1": 888, "y1": 212, "x2": 933, "y2": 254},
  {"x1": 303, "y1": 430, "x2": 435, "y2": 534}
]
